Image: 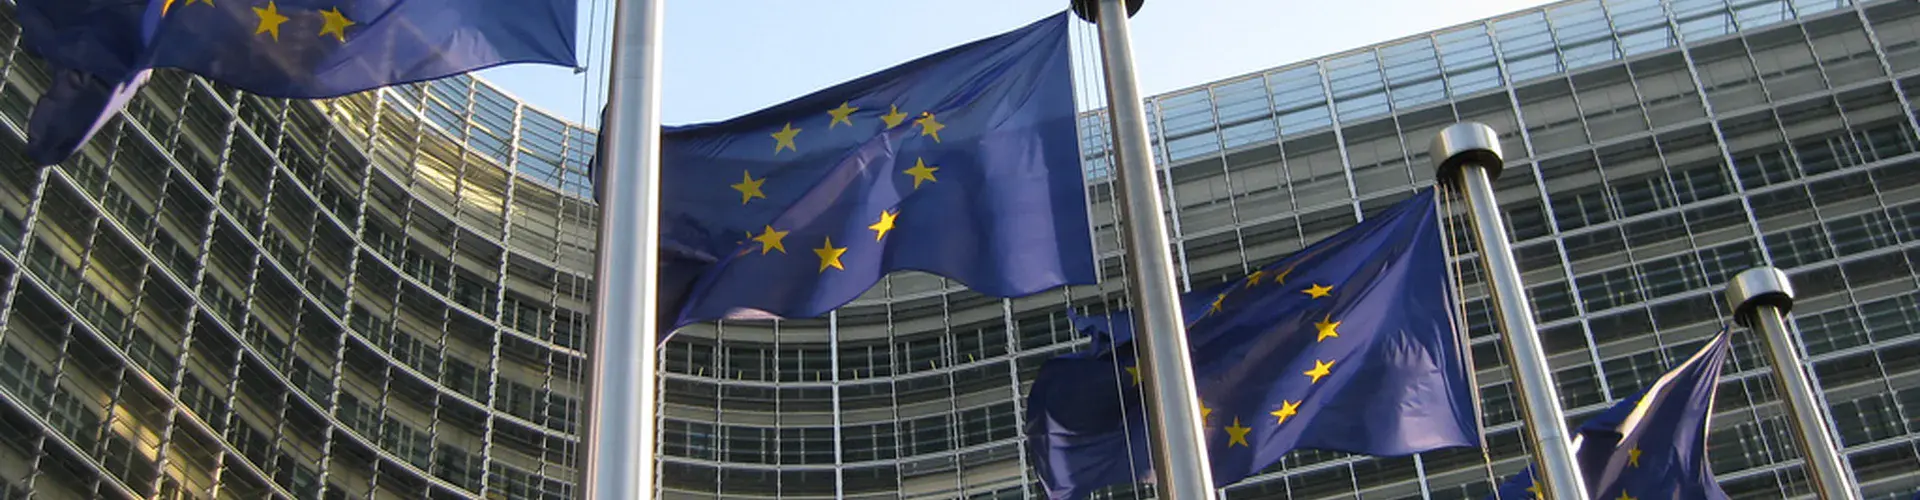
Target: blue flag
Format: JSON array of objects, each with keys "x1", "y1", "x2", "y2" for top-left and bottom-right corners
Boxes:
[
  {"x1": 1067, "y1": 279, "x2": 1231, "y2": 355},
  {"x1": 650, "y1": 12, "x2": 1094, "y2": 332},
  {"x1": 1490, "y1": 329, "x2": 1732, "y2": 500},
  {"x1": 17, "y1": 0, "x2": 578, "y2": 164},
  {"x1": 16, "y1": 0, "x2": 154, "y2": 164},
  {"x1": 1025, "y1": 188, "x2": 1479, "y2": 499}
]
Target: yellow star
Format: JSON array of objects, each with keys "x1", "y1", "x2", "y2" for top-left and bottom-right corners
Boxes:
[
  {"x1": 1303, "y1": 359, "x2": 1335, "y2": 384},
  {"x1": 730, "y1": 170, "x2": 767, "y2": 205},
  {"x1": 868, "y1": 209, "x2": 898, "y2": 241},
  {"x1": 750, "y1": 225, "x2": 787, "y2": 255},
  {"x1": 1125, "y1": 366, "x2": 1141, "y2": 385},
  {"x1": 1314, "y1": 315, "x2": 1340, "y2": 342},
  {"x1": 1270, "y1": 400, "x2": 1301, "y2": 425},
  {"x1": 1525, "y1": 482, "x2": 1544, "y2": 500},
  {"x1": 1627, "y1": 446, "x2": 1642, "y2": 467},
  {"x1": 827, "y1": 102, "x2": 859, "y2": 128},
  {"x1": 814, "y1": 237, "x2": 847, "y2": 273},
  {"x1": 1208, "y1": 292, "x2": 1227, "y2": 314},
  {"x1": 1198, "y1": 400, "x2": 1213, "y2": 424},
  {"x1": 1245, "y1": 270, "x2": 1266, "y2": 287},
  {"x1": 880, "y1": 105, "x2": 908, "y2": 128},
  {"x1": 318, "y1": 7, "x2": 355, "y2": 42},
  {"x1": 914, "y1": 112, "x2": 945, "y2": 142},
  {"x1": 903, "y1": 158, "x2": 939, "y2": 189},
  {"x1": 253, "y1": 1, "x2": 290, "y2": 41},
  {"x1": 1273, "y1": 268, "x2": 1291, "y2": 285},
  {"x1": 771, "y1": 122, "x2": 801, "y2": 154},
  {"x1": 1303, "y1": 283, "x2": 1333, "y2": 299},
  {"x1": 1225, "y1": 417, "x2": 1252, "y2": 447},
  {"x1": 1615, "y1": 491, "x2": 1636, "y2": 500}
]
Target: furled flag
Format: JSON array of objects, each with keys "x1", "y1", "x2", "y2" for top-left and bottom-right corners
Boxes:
[
  {"x1": 17, "y1": 0, "x2": 579, "y2": 164},
  {"x1": 1025, "y1": 188, "x2": 1479, "y2": 499},
  {"x1": 648, "y1": 12, "x2": 1094, "y2": 333},
  {"x1": 1491, "y1": 329, "x2": 1733, "y2": 500}
]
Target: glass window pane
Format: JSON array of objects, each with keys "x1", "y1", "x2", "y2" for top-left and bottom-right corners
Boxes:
[
  {"x1": 1496, "y1": 12, "x2": 1564, "y2": 82},
  {"x1": 1382, "y1": 38, "x2": 1448, "y2": 110},
  {"x1": 1437, "y1": 26, "x2": 1504, "y2": 97},
  {"x1": 1328, "y1": 52, "x2": 1390, "y2": 121},
  {"x1": 1269, "y1": 65, "x2": 1333, "y2": 134},
  {"x1": 1212, "y1": 78, "x2": 1276, "y2": 151}
]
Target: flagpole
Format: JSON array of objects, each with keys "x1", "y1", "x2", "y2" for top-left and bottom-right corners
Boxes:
[
  {"x1": 1725, "y1": 267, "x2": 1861, "y2": 500},
  {"x1": 579, "y1": 0, "x2": 666, "y2": 497},
  {"x1": 1072, "y1": 1, "x2": 1218, "y2": 498},
  {"x1": 1429, "y1": 123, "x2": 1589, "y2": 500}
]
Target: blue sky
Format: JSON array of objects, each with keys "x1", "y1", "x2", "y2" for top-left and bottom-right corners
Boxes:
[{"x1": 476, "y1": 0, "x2": 1551, "y2": 128}]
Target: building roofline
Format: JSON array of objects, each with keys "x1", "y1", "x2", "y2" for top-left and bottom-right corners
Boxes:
[{"x1": 1114, "y1": 0, "x2": 1580, "y2": 103}]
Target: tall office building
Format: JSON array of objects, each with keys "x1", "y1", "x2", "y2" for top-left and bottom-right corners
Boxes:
[
  {"x1": 650, "y1": 0, "x2": 1920, "y2": 498},
  {"x1": 0, "y1": 2, "x2": 604, "y2": 497},
  {"x1": 0, "y1": 0, "x2": 1916, "y2": 499}
]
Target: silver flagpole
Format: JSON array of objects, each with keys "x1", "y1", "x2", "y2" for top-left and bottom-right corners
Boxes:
[
  {"x1": 1725, "y1": 267, "x2": 1861, "y2": 500},
  {"x1": 1429, "y1": 123, "x2": 1588, "y2": 500},
  {"x1": 580, "y1": 0, "x2": 666, "y2": 497},
  {"x1": 1071, "y1": 0, "x2": 1218, "y2": 497}
]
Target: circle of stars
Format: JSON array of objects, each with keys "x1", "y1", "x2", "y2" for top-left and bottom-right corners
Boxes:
[{"x1": 730, "y1": 100, "x2": 951, "y2": 275}]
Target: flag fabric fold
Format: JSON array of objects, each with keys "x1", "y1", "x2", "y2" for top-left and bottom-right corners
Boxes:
[
  {"x1": 137, "y1": 0, "x2": 578, "y2": 99},
  {"x1": 649, "y1": 12, "x2": 1095, "y2": 333},
  {"x1": 17, "y1": 0, "x2": 579, "y2": 164},
  {"x1": 1026, "y1": 188, "x2": 1479, "y2": 499},
  {"x1": 16, "y1": 0, "x2": 155, "y2": 165},
  {"x1": 1491, "y1": 329, "x2": 1733, "y2": 500}
]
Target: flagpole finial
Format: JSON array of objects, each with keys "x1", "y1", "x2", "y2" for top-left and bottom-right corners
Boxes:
[
  {"x1": 1726, "y1": 267, "x2": 1795, "y2": 328},
  {"x1": 1430, "y1": 122, "x2": 1505, "y2": 185},
  {"x1": 1724, "y1": 271, "x2": 1861, "y2": 500},
  {"x1": 1071, "y1": 0, "x2": 1144, "y2": 22},
  {"x1": 1429, "y1": 120, "x2": 1591, "y2": 500}
]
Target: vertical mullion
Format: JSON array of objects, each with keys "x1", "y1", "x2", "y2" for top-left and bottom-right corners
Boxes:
[
  {"x1": 1658, "y1": 0, "x2": 1798, "y2": 491},
  {"x1": 828, "y1": 311, "x2": 844, "y2": 499},
  {"x1": 1488, "y1": 7, "x2": 1621, "y2": 404},
  {"x1": 1149, "y1": 101, "x2": 1195, "y2": 291},
  {"x1": 1316, "y1": 59, "x2": 1366, "y2": 221}
]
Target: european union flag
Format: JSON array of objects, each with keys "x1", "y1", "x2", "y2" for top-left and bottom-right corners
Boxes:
[
  {"x1": 1067, "y1": 278, "x2": 1231, "y2": 355},
  {"x1": 16, "y1": 0, "x2": 154, "y2": 164},
  {"x1": 652, "y1": 12, "x2": 1093, "y2": 332},
  {"x1": 17, "y1": 0, "x2": 578, "y2": 163},
  {"x1": 1025, "y1": 188, "x2": 1479, "y2": 499},
  {"x1": 1491, "y1": 329, "x2": 1732, "y2": 500}
]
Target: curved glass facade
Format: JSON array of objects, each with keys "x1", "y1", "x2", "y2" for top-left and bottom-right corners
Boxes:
[
  {"x1": 0, "y1": 0, "x2": 1917, "y2": 499},
  {"x1": 654, "y1": 0, "x2": 1920, "y2": 498},
  {"x1": 0, "y1": 1, "x2": 602, "y2": 497}
]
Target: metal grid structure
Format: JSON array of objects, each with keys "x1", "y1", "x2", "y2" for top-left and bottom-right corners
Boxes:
[
  {"x1": 0, "y1": 2, "x2": 603, "y2": 497},
  {"x1": 0, "y1": 0, "x2": 1915, "y2": 499},
  {"x1": 656, "y1": 0, "x2": 1920, "y2": 498}
]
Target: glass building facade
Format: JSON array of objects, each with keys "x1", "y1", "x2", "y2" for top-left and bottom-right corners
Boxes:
[
  {"x1": 654, "y1": 0, "x2": 1920, "y2": 497},
  {"x1": 0, "y1": 1, "x2": 603, "y2": 497},
  {"x1": 0, "y1": 0, "x2": 1916, "y2": 499}
]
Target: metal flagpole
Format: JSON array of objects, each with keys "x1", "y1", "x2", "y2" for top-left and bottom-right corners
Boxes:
[
  {"x1": 580, "y1": 0, "x2": 667, "y2": 497},
  {"x1": 1725, "y1": 267, "x2": 1861, "y2": 500},
  {"x1": 1429, "y1": 122, "x2": 1588, "y2": 500},
  {"x1": 1071, "y1": 1, "x2": 1218, "y2": 498}
]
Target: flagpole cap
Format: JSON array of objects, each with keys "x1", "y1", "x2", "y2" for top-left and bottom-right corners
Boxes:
[
  {"x1": 1430, "y1": 122, "x2": 1505, "y2": 185},
  {"x1": 1726, "y1": 267, "x2": 1795, "y2": 327},
  {"x1": 1072, "y1": 0, "x2": 1145, "y2": 22}
]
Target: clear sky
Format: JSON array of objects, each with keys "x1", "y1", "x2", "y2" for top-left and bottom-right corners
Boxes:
[{"x1": 476, "y1": 0, "x2": 1554, "y2": 129}]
